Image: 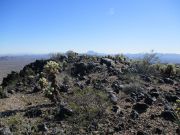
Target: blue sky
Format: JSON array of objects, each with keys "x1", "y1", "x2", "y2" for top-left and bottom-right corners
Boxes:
[{"x1": 0, "y1": 0, "x2": 180, "y2": 54}]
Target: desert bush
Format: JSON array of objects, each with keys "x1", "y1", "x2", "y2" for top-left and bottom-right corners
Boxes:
[
  {"x1": 44, "y1": 61, "x2": 60, "y2": 75},
  {"x1": 115, "y1": 54, "x2": 126, "y2": 62},
  {"x1": 67, "y1": 88, "x2": 109, "y2": 133},
  {"x1": 66, "y1": 50, "x2": 78, "y2": 62},
  {"x1": 176, "y1": 67, "x2": 180, "y2": 76},
  {"x1": 0, "y1": 85, "x2": 7, "y2": 98},
  {"x1": 131, "y1": 51, "x2": 159, "y2": 75},
  {"x1": 122, "y1": 83, "x2": 143, "y2": 95}
]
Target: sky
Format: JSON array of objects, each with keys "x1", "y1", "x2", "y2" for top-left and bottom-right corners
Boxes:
[{"x1": 0, "y1": 0, "x2": 180, "y2": 54}]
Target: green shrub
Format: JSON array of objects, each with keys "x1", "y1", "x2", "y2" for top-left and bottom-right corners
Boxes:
[
  {"x1": 0, "y1": 86, "x2": 7, "y2": 98},
  {"x1": 115, "y1": 54, "x2": 126, "y2": 62},
  {"x1": 67, "y1": 88, "x2": 109, "y2": 133},
  {"x1": 131, "y1": 51, "x2": 159, "y2": 75}
]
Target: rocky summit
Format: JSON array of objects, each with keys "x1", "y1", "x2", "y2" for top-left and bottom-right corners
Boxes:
[{"x1": 0, "y1": 52, "x2": 180, "y2": 135}]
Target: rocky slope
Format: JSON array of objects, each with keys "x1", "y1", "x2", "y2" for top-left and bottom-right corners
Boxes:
[{"x1": 0, "y1": 53, "x2": 180, "y2": 135}]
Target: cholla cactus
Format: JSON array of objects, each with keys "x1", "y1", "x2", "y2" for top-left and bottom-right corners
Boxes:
[
  {"x1": 44, "y1": 86, "x2": 54, "y2": 96},
  {"x1": 44, "y1": 61, "x2": 60, "y2": 74},
  {"x1": 38, "y1": 77, "x2": 49, "y2": 90},
  {"x1": 164, "y1": 64, "x2": 176, "y2": 76}
]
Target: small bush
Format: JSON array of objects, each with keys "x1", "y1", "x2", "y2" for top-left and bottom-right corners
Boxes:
[
  {"x1": 0, "y1": 86, "x2": 7, "y2": 98},
  {"x1": 131, "y1": 51, "x2": 159, "y2": 75},
  {"x1": 115, "y1": 54, "x2": 126, "y2": 62},
  {"x1": 67, "y1": 88, "x2": 109, "y2": 133}
]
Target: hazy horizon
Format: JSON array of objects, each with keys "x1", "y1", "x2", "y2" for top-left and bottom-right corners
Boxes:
[{"x1": 1, "y1": 0, "x2": 180, "y2": 54}]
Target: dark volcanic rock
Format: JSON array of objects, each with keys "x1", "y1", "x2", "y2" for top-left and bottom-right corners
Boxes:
[
  {"x1": 153, "y1": 128, "x2": 163, "y2": 134},
  {"x1": 144, "y1": 95, "x2": 156, "y2": 105},
  {"x1": 24, "y1": 108, "x2": 42, "y2": 118},
  {"x1": 2, "y1": 71, "x2": 19, "y2": 87},
  {"x1": 165, "y1": 94, "x2": 180, "y2": 102},
  {"x1": 164, "y1": 78, "x2": 174, "y2": 85},
  {"x1": 109, "y1": 92, "x2": 118, "y2": 104},
  {"x1": 161, "y1": 110, "x2": 177, "y2": 121},
  {"x1": 56, "y1": 105, "x2": 73, "y2": 120},
  {"x1": 133, "y1": 103, "x2": 149, "y2": 113},
  {"x1": 149, "y1": 89, "x2": 159, "y2": 98},
  {"x1": 37, "y1": 123, "x2": 48, "y2": 132},
  {"x1": 100, "y1": 58, "x2": 115, "y2": 67},
  {"x1": 130, "y1": 110, "x2": 139, "y2": 120}
]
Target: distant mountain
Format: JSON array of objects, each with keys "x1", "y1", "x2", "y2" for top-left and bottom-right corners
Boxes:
[
  {"x1": 86, "y1": 51, "x2": 180, "y2": 64},
  {"x1": 126, "y1": 53, "x2": 180, "y2": 64},
  {"x1": 0, "y1": 54, "x2": 49, "y2": 61}
]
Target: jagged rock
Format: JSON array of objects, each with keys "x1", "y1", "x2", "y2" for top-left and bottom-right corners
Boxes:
[
  {"x1": 144, "y1": 95, "x2": 156, "y2": 105},
  {"x1": 130, "y1": 110, "x2": 139, "y2": 120},
  {"x1": 24, "y1": 108, "x2": 42, "y2": 118},
  {"x1": 165, "y1": 94, "x2": 180, "y2": 102},
  {"x1": 149, "y1": 89, "x2": 159, "y2": 98},
  {"x1": 133, "y1": 103, "x2": 149, "y2": 113},
  {"x1": 20, "y1": 60, "x2": 48, "y2": 75},
  {"x1": 0, "y1": 127, "x2": 13, "y2": 135},
  {"x1": 111, "y1": 82, "x2": 124, "y2": 94},
  {"x1": 56, "y1": 105, "x2": 73, "y2": 120},
  {"x1": 164, "y1": 78, "x2": 174, "y2": 85},
  {"x1": 109, "y1": 92, "x2": 118, "y2": 104},
  {"x1": 60, "y1": 84, "x2": 69, "y2": 92},
  {"x1": 164, "y1": 104, "x2": 173, "y2": 111},
  {"x1": 112, "y1": 105, "x2": 121, "y2": 113},
  {"x1": 72, "y1": 62, "x2": 98, "y2": 76},
  {"x1": 33, "y1": 86, "x2": 41, "y2": 93},
  {"x1": 100, "y1": 58, "x2": 115, "y2": 67},
  {"x1": 158, "y1": 79, "x2": 164, "y2": 83},
  {"x1": 2, "y1": 71, "x2": 19, "y2": 87},
  {"x1": 130, "y1": 91, "x2": 145, "y2": 102},
  {"x1": 0, "y1": 110, "x2": 16, "y2": 118},
  {"x1": 161, "y1": 110, "x2": 176, "y2": 121},
  {"x1": 153, "y1": 128, "x2": 162, "y2": 134},
  {"x1": 140, "y1": 75, "x2": 151, "y2": 82},
  {"x1": 176, "y1": 128, "x2": 180, "y2": 135},
  {"x1": 37, "y1": 123, "x2": 48, "y2": 132}
]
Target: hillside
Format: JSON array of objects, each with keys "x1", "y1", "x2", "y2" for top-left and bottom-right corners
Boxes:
[{"x1": 0, "y1": 52, "x2": 180, "y2": 135}]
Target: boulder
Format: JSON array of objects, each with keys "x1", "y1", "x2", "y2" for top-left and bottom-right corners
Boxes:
[
  {"x1": 100, "y1": 58, "x2": 115, "y2": 67},
  {"x1": 165, "y1": 94, "x2": 180, "y2": 102},
  {"x1": 56, "y1": 105, "x2": 74, "y2": 120},
  {"x1": 109, "y1": 92, "x2": 118, "y2": 104},
  {"x1": 37, "y1": 123, "x2": 48, "y2": 132},
  {"x1": 164, "y1": 78, "x2": 174, "y2": 85},
  {"x1": 144, "y1": 95, "x2": 156, "y2": 105},
  {"x1": 161, "y1": 110, "x2": 177, "y2": 121},
  {"x1": 133, "y1": 103, "x2": 149, "y2": 113}
]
